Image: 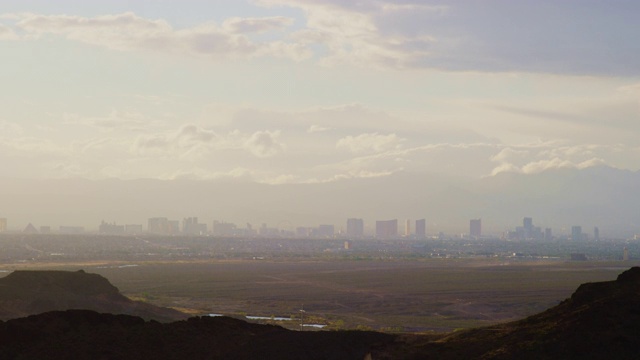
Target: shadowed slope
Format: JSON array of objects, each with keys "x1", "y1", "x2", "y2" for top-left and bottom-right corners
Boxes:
[{"x1": 0, "y1": 270, "x2": 186, "y2": 322}]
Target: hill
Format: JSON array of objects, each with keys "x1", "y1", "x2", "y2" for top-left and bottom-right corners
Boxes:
[
  {"x1": 0, "y1": 270, "x2": 186, "y2": 322},
  {"x1": 1, "y1": 267, "x2": 640, "y2": 358}
]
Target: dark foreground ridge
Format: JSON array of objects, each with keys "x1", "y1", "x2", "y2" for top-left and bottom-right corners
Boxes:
[
  {"x1": 1, "y1": 268, "x2": 640, "y2": 359},
  {"x1": 0, "y1": 270, "x2": 186, "y2": 322}
]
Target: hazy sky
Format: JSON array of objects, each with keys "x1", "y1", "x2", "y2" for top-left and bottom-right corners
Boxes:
[{"x1": 1, "y1": 0, "x2": 638, "y2": 184}]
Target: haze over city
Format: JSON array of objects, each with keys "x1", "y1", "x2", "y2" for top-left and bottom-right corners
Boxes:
[{"x1": 1, "y1": 1, "x2": 639, "y2": 235}]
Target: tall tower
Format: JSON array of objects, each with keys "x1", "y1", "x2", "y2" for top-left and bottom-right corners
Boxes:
[
  {"x1": 376, "y1": 219, "x2": 398, "y2": 239},
  {"x1": 415, "y1": 219, "x2": 426, "y2": 238},
  {"x1": 571, "y1": 226, "x2": 582, "y2": 241},
  {"x1": 470, "y1": 219, "x2": 481, "y2": 238},
  {"x1": 405, "y1": 219, "x2": 411, "y2": 237},
  {"x1": 346, "y1": 218, "x2": 364, "y2": 238},
  {"x1": 594, "y1": 227, "x2": 600, "y2": 241}
]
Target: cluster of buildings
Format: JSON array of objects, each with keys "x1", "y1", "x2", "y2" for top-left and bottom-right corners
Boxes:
[{"x1": 0, "y1": 215, "x2": 606, "y2": 241}]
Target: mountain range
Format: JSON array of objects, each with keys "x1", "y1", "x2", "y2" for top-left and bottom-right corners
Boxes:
[{"x1": 1, "y1": 166, "x2": 639, "y2": 236}]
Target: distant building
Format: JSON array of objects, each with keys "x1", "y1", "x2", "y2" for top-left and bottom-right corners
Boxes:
[
  {"x1": 344, "y1": 241, "x2": 350, "y2": 250},
  {"x1": 99, "y1": 221, "x2": 125, "y2": 234},
  {"x1": 571, "y1": 226, "x2": 583, "y2": 241},
  {"x1": 570, "y1": 253, "x2": 588, "y2": 261},
  {"x1": 415, "y1": 219, "x2": 426, "y2": 238},
  {"x1": 469, "y1": 219, "x2": 481, "y2": 238},
  {"x1": 213, "y1": 221, "x2": 238, "y2": 237},
  {"x1": 544, "y1": 228, "x2": 552, "y2": 241},
  {"x1": 23, "y1": 223, "x2": 39, "y2": 234},
  {"x1": 183, "y1": 217, "x2": 207, "y2": 235},
  {"x1": 148, "y1": 217, "x2": 170, "y2": 234},
  {"x1": 510, "y1": 217, "x2": 543, "y2": 240},
  {"x1": 59, "y1": 226, "x2": 84, "y2": 234},
  {"x1": 296, "y1": 227, "x2": 311, "y2": 237},
  {"x1": 346, "y1": 218, "x2": 364, "y2": 238},
  {"x1": 148, "y1": 217, "x2": 179, "y2": 235},
  {"x1": 0, "y1": 218, "x2": 6, "y2": 232},
  {"x1": 623, "y1": 247, "x2": 630, "y2": 261},
  {"x1": 317, "y1": 224, "x2": 335, "y2": 238},
  {"x1": 40, "y1": 226, "x2": 51, "y2": 234},
  {"x1": 404, "y1": 219, "x2": 411, "y2": 237},
  {"x1": 376, "y1": 219, "x2": 398, "y2": 238},
  {"x1": 125, "y1": 224, "x2": 143, "y2": 234},
  {"x1": 594, "y1": 226, "x2": 600, "y2": 241}
]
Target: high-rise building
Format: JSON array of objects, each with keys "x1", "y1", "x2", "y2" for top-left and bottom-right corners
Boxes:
[
  {"x1": 148, "y1": 217, "x2": 170, "y2": 234},
  {"x1": 346, "y1": 218, "x2": 364, "y2": 238},
  {"x1": 571, "y1": 226, "x2": 583, "y2": 241},
  {"x1": 404, "y1": 219, "x2": 411, "y2": 237},
  {"x1": 376, "y1": 219, "x2": 398, "y2": 238},
  {"x1": 183, "y1": 217, "x2": 207, "y2": 235},
  {"x1": 125, "y1": 224, "x2": 143, "y2": 234},
  {"x1": 0, "y1": 218, "x2": 6, "y2": 232},
  {"x1": 99, "y1": 221, "x2": 125, "y2": 234},
  {"x1": 213, "y1": 221, "x2": 238, "y2": 237},
  {"x1": 317, "y1": 224, "x2": 335, "y2": 238},
  {"x1": 470, "y1": 219, "x2": 482, "y2": 238},
  {"x1": 415, "y1": 219, "x2": 426, "y2": 238},
  {"x1": 544, "y1": 228, "x2": 552, "y2": 241},
  {"x1": 594, "y1": 226, "x2": 600, "y2": 241}
]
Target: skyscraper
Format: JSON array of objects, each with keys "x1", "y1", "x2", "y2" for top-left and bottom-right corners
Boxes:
[
  {"x1": 415, "y1": 219, "x2": 426, "y2": 238},
  {"x1": 571, "y1": 226, "x2": 583, "y2": 241},
  {"x1": 346, "y1": 218, "x2": 364, "y2": 238},
  {"x1": 594, "y1": 226, "x2": 600, "y2": 241},
  {"x1": 470, "y1": 219, "x2": 481, "y2": 238},
  {"x1": 376, "y1": 219, "x2": 398, "y2": 238},
  {"x1": 404, "y1": 219, "x2": 411, "y2": 237}
]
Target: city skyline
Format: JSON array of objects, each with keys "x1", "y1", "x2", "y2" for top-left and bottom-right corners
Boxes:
[{"x1": 0, "y1": 214, "x2": 607, "y2": 241}]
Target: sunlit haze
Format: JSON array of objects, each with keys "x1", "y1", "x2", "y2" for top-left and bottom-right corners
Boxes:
[{"x1": 0, "y1": 1, "x2": 638, "y2": 235}]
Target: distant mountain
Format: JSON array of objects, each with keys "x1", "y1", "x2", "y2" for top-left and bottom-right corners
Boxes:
[
  {"x1": 1, "y1": 166, "x2": 638, "y2": 236},
  {"x1": 1, "y1": 268, "x2": 640, "y2": 359},
  {"x1": 0, "y1": 270, "x2": 186, "y2": 322}
]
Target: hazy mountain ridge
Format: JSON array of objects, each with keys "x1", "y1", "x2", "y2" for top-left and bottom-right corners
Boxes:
[{"x1": 1, "y1": 166, "x2": 638, "y2": 236}]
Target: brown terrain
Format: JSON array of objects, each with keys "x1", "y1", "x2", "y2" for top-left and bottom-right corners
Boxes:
[{"x1": 0, "y1": 267, "x2": 639, "y2": 358}]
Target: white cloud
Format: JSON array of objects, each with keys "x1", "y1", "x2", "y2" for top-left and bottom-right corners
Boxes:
[
  {"x1": 63, "y1": 110, "x2": 154, "y2": 131},
  {"x1": 244, "y1": 130, "x2": 285, "y2": 157},
  {"x1": 336, "y1": 132, "x2": 403, "y2": 153},
  {"x1": 132, "y1": 125, "x2": 284, "y2": 159},
  {"x1": 8, "y1": 12, "x2": 310, "y2": 61},
  {"x1": 222, "y1": 16, "x2": 294, "y2": 34},
  {"x1": 307, "y1": 125, "x2": 332, "y2": 133},
  {"x1": 0, "y1": 23, "x2": 17, "y2": 40}
]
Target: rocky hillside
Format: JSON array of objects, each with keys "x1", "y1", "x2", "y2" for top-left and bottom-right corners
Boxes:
[
  {"x1": 0, "y1": 270, "x2": 186, "y2": 322},
  {"x1": 389, "y1": 266, "x2": 640, "y2": 359}
]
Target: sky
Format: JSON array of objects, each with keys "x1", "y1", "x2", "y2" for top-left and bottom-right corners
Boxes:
[{"x1": 0, "y1": 0, "x2": 639, "y2": 185}]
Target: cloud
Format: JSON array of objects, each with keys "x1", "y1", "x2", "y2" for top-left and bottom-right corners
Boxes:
[
  {"x1": 132, "y1": 124, "x2": 284, "y2": 159},
  {"x1": 0, "y1": 23, "x2": 17, "y2": 40},
  {"x1": 488, "y1": 143, "x2": 616, "y2": 176},
  {"x1": 244, "y1": 130, "x2": 285, "y2": 157},
  {"x1": 222, "y1": 16, "x2": 294, "y2": 34},
  {"x1": 336, "y1": 132, "x2": 404, "y2": 153},
  {"x1": 8, "y1": 12, "x2": 310, "y2": 61},
  {"x1": 63, "y1": 110, "x2": 154, "y2": 131},
  {"x1": 307, "y1": 125, "x2": 332, "y2": 133},
  {"x1": 260, "y1": 0, "x2": 640, "y2": 75}
]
